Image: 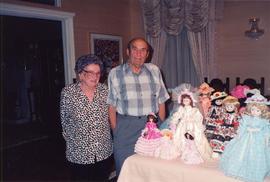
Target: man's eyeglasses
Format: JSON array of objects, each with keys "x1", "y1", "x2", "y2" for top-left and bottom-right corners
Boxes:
[{"x1": 83, "y1": 70, "x2": 101, "y2": 77}]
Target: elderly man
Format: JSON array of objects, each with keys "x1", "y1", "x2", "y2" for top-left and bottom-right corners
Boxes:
[{"x1": 107, "y1": 37, "x2": 170, "y2": 176}]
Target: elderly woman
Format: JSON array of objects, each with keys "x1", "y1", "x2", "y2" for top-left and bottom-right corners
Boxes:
[{"x1": 60, "y1": 54, "x2": 113, "y2": 181}]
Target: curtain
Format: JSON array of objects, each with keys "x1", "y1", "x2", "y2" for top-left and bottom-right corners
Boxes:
[
  {"x1": 163, "y1": 28, "x2": 199, "y2": 89},
  {"x1": 140, "y1": 0, "x2": 214, "y2": 88}
]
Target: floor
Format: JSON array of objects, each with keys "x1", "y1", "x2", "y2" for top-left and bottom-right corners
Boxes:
[{"x1": 2, "y1": 121, "x2": 117, "y2": 182}]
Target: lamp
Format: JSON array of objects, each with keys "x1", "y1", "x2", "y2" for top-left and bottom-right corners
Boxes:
[{"x1": 245, "y1": 17, "x2": 264, "y2": 40}]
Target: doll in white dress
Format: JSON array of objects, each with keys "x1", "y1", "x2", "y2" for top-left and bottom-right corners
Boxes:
[
  {"x1": 154, "y1": 129, "x2": 179, "y2": 160},
  {"x1": 181, "y1": 132, "x2": 204, "y2": 164},
  {"x1": 168, "y1": 85, "x2": 213, "y2": 162}
]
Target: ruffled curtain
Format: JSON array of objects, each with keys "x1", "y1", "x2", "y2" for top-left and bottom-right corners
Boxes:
[
  {"x1": 141, "y1": 0, "x2": 209, "y2": 35},
  {"x1": 140, "y1": 0, "x2": 213, "y2": 86}
]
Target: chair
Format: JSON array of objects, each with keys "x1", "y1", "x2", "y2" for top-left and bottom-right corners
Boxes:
[
  {"x1": 236, "y1": 77, "x2": 265, "y2": 95},
  {"x1": 204, "y1": 77, "x2": 230, "y2": 94}
]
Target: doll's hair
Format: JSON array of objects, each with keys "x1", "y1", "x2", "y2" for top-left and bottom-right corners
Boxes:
[
  {"x1": 245, "y1": 103, "x2": 270, "y2": 119},
  {"x1": 184, "y1": 132, "x2": 194, "y2": 140},
  {"x1": 222, "y1": 97, "x2": 240, "y2": 110},
  {"x1": 147, "y1": 114, "x2": 158, "y2": 123},
  {"x1": 180, "y1": 94, "x2": 194, "y2": 107}
]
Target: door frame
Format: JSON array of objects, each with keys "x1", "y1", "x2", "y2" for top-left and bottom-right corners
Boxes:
[{"x1": 0, "y1": 2, "x2": 75, "y2": 85}]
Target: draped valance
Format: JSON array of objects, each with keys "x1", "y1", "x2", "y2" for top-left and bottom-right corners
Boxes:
[{"x1": 140, "y1": 0, "x2": 209, "y2": 37}]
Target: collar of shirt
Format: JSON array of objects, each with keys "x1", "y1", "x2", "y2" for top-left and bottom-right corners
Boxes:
[{"x1": 123, "y1": 62, "x2": 147, "y2": 75}]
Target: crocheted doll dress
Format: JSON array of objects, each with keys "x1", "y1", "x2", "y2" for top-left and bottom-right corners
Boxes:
[
  {"x1": 154, "y1": 129, "x2": 179, "y2": 160},
  {"x1": 181, "y1": 133, "x2": 204, "y2": 164},
  {"x1": 135, "y1": 122, "x2": 162, "y2": 157}
]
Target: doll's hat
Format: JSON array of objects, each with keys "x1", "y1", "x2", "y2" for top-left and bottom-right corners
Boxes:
[
  {"x1": 244, "y1": 88, "x2": 260, "y2": 97},
  {"x1": 210, "y1": 91, "x2": 228, "y2": 101},
  {"x1": 198, "y1": 82, "x2": 214, "y2": 94},
  {"x1": 148, "y1": 112, "x2": 157, "y2": 118},
  {"x1": 178, "y1": 89, "x2": 197, "y2": 104},
  {"x1": 160, "y1": 129, "x2": 173, "y2": 139},
  {"x1": 245, "y1": 93, "x2": 270, "y2": 105},
  {"x1": 222, "y1": 96, "x2": 239, "y2": 105}
]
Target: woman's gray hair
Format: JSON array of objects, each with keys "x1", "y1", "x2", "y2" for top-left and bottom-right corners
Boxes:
[{"x1": 74, "y1": 54, "x2": 104, "y2": 74}]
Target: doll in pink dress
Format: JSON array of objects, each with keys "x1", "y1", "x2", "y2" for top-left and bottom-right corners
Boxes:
[
  {"x1": 142, "y1": 114, "x2": 162, "y2": 139},
  {"x1": 135, "y1": 113, "x2": 162, "y2": 156}
]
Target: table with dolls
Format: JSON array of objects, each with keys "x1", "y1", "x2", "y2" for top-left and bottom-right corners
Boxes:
[{"x1": 118, "y1": 83, "x2": 270, "y2": 182}]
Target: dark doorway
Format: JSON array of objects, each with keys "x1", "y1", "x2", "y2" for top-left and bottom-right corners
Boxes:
[{"x1": 1, "y1": 15, "x2": 68, "y2": 180}]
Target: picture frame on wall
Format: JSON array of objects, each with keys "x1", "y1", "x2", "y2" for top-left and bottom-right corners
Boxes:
[{"x1": 90, "y1": 33, "x2": 123, "y2": 82}]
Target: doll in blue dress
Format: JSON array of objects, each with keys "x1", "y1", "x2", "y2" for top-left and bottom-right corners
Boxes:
[{"x1": 219, "y1": 92, "x2": 270, "y2": 182}]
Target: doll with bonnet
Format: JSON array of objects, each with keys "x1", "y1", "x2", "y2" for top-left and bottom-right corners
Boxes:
[
  {"x1": 167, "y1": 83, "x2": 213, "y2": 162},
  {"x1": 180, "y1": 132, "x2": 204, "y2": 164},
  {"x1": 219, "y1": 93, "x2": 270, "y2": 182},
  {"x1": 198, "y1": 82, "x2": 215, "y2": 118},
  {"x1": 209, "y1": 96, "x2": 240, "y2": 158},
  {"x1": 153, "y1": 129, "x2": 179, "y2": 160}
]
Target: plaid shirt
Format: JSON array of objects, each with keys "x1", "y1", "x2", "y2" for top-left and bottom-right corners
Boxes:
[{"x1": 107, "y1": 63, "x2": 169, "y2": 116}]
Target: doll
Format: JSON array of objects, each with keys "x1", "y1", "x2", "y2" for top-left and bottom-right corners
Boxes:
[
  {"x1": 142, "y1": 113, "x2": 162, "y2": 139},
  {"x1": 160, "y1": 83, "x2": 196, "y2": 130},
  {"x1": 230, "y1": 84, "x2": 250, "y2": 109},
  {"x1": 238, "y1": 88, "x2": 261, "y2": 115},
  {"x1": 204, "y1": 91, "x2": 227, "y2": 142},
  {"x1": 198, "y1": 82, "x2": 215, "y2": 118},
  {"x1": 154, "y1": 129, "x2": 179, "y2": 160},
  {"x1": 219, "y1": 93, "x2": 270, "y2": 182},
  {"x1": 209, "y1": 96, "x2": 240, "y2": 158},
  {"x1": 181, "y1": 132, "x2": 204, "y2": 164},
  {"x1": 168, "y1": 85, "x2": 213, "y2": 162},
  {"x1": 134, "y1": 113, "x2": 162, "y2": 156}
]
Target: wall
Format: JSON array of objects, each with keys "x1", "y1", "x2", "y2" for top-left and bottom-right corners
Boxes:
[
  {"x1": 2, "y1": 0, "x2": 145, "y2": 61},
  {"x1": 6, "y1": 0, "x2": 269, "y2": 96},
  {"x1": 216, "y1": 1, "x2": 270, "y2": 95},
  {"x1": 129, "y1": 0, "x2": 145, "y2": 38}
]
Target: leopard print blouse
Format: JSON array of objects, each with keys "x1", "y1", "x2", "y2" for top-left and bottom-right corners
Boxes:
[{"x1": 60, "y1": 82, "x2": 113, "y2": 164}]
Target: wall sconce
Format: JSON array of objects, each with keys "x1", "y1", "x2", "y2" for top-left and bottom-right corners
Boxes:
[{"x1": 245, "y1": 17, "x2": 264, "y2": 40}]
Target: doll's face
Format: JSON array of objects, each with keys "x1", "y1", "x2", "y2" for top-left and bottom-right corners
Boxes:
[
  {"x1": 250, "y1": 106, "x2": 262, "y2": 117},
  {"x1": 225, "y1": 103, "x2": 235, "y2": 112},
  {"x1": 215, "y1": 99, "x2": 223, "y2": 106},
  {"x1": 183, "y1": 97, "x2": 191, "y2": 106}
]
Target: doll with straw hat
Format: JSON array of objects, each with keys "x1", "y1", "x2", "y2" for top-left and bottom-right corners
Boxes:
[{"x1": 204, "y1": 91, "x2": 227, "y2": 143}]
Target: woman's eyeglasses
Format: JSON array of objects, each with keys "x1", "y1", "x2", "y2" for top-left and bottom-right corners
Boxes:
[{"x1": 83, "y1": 70, "x2": 101, "y2": 77}]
